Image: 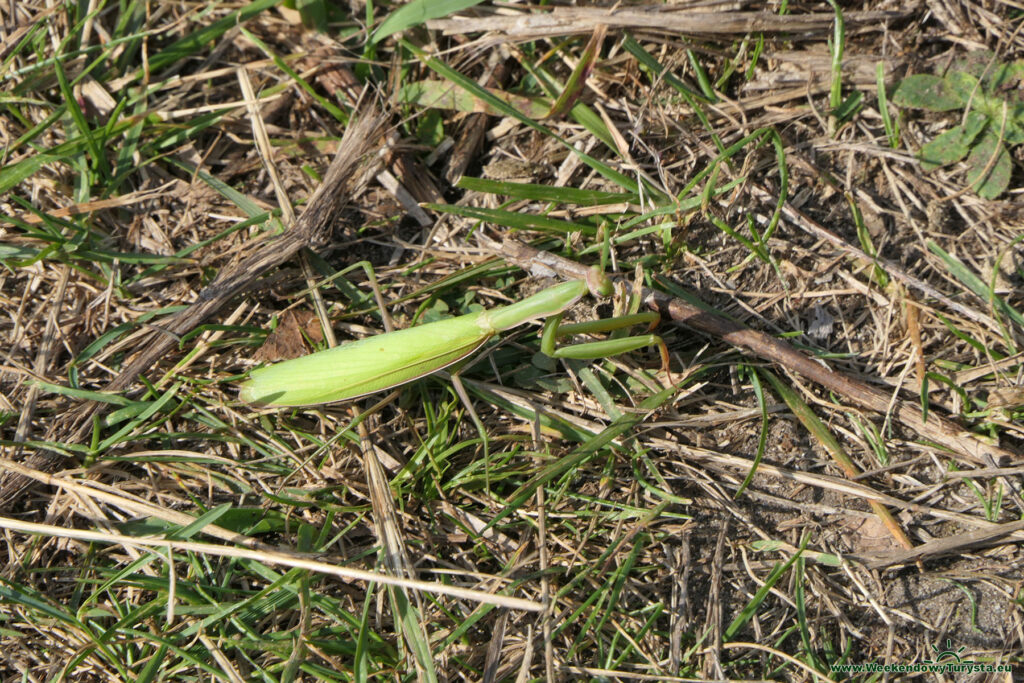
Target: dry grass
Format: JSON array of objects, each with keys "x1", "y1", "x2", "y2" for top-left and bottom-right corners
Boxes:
[{"x1": 2, "y1": 0, "x2": 1023, "y2": 680}]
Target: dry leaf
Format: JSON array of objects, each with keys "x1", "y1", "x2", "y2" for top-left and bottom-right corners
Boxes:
[{"x1": 253, "y1": 310, "x2": 324, "y2": 362}]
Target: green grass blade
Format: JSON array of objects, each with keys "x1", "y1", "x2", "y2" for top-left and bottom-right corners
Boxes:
[
  {"x1": 762, "y1": 370, "x2": 915, "y2": 551},
  {"x1": 486, "y1": 383, "x2": 677, "y2": 530},
  {"x1": 407, "y1": 39, "x2": 643, "y2": 194},
  {"x1": 928, "y1": 240, "x2": 1024, "y2": 345},
  {"x1": 546, "y1": 26, "x2": 605, "y2": 118},
  {"x1": 424, "y1": 202, "x2": 600, "y2": 236},
  {"x1": 735, "y1": 366, "x2": 768, "y2": 498},
  {"x1": 371, "y1": 0, "x2": 485, "y2": 45},
  {"x1": 456, "y1": 176, "x2": 638, "y2": 205},
  {"x1": 146, "y1": 0, "x2": 279, "y2": 75},
  {"x1": 96, "y1": 382, "x2": 183, "y2": 453},
  {"x1": 723, "y1": 541, "x2": 805, "y2": 641}
]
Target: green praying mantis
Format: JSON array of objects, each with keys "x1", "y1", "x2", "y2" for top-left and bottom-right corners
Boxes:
[{"x1": 239, "y1": 265, "x2": 671, "y2": 407}]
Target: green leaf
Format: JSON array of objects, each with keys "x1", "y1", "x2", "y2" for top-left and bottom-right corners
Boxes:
[
  {"x1": 371, "y1": 0, "x2": 485, "y2": 45},
  {"x1": 961, "y1": 110, "x2": 989, "y2": 143},
  {"x1": 919, "y1": 125, "x2": 972, "y2": 171},
  {"x1": 964, "y1": 132, "x2": 1011, "y2": 199},
  {"x1": 415, "y1": 109, "x2": 444, "y2": 146},
  {"x1": 972, "y1": 91, "x2": 1009, "y2": 120},
  {"x1": 951, "y1": 51, "x2": 1024, "y2": 92},
  {"x1": 1006, "y1": 103, "x2": 1024, "y2": 144},
  {"x1": 918, "y1": 110, "x2": 989, "y2": 172},
  {"x1": 892, "y1": 74, "x2": 965, "y2": 111},
  {"x1": 294, "y1": 0, "x2": 328, "y2": 31},
  {"x1": 991, "y1": 58, "x2": 1024, "y2": 91},
  {"x1": 952, "y1": 50, "x2": 994, "y2": 80},
  {"x1": 944, "y1": 70, "x2": 981, "y2": 105}
]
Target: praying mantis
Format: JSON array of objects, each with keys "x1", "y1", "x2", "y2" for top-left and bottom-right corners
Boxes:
[{"x1": 239, "y1": 265, "x2": 670, "y2": 407}]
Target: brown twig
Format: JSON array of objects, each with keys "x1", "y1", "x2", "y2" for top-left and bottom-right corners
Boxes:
[
  {"x1": 427, "y1": 8, "x2": 910, "y2": 38},
  {"x1": 862, "y1": 518, "x2": 1024, "y2": 570}
]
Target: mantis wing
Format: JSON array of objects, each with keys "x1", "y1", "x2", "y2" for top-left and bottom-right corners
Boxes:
[{"x1": 239, "y1": 312, "x2": 493, "y2": 406}]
